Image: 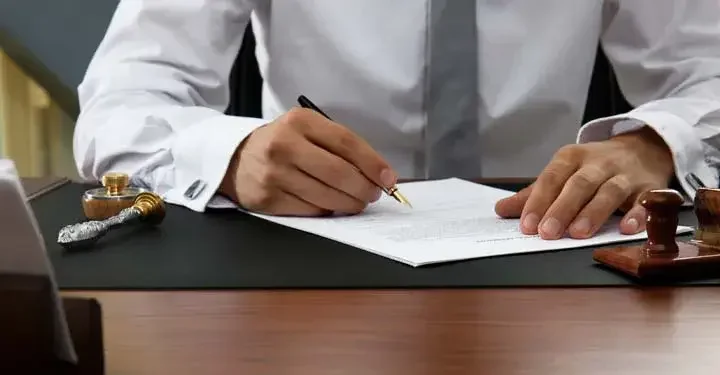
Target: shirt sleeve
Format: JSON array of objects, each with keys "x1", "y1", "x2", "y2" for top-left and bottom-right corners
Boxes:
[
  {"x1": 576, "y1": 0, "x2": 720, "y2": 200},
  {"x1": 73, "y1": 0, "x2": 266, "y2": 212}
]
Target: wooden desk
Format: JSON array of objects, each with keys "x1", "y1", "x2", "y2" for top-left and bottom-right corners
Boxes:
[
  {"x1": 60, "y1": 288, "x2": 719, "y2": 375},
  {"x1": 23, "y1": 178, "x2": 720, "y2": 375}
]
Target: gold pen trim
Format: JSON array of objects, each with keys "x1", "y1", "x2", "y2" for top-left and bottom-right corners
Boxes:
[{"x1": 386, "y1": 186, "x2": 412, "y2": 208}]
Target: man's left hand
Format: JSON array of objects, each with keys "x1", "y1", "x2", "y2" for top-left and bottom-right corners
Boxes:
[{"x1": 494, "y1": 126, "x2": 676, "y2": 240}]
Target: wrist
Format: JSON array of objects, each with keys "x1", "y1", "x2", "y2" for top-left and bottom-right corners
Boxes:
[
  {"x1": 218, "y1": 146, "x2": 242, "y2": 203},
  {"x1": 611, "y1": 125, "x2": 675, "y2": 180},
  {"x1": 217, "y1": 123, "x2": 269, "y2": 204}
]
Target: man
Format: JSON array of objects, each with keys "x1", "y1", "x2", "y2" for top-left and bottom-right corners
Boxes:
[{"x1": 74, "y1": 0, "x2": 720, "y2": 240}]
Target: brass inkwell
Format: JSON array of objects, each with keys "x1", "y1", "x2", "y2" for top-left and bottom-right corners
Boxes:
[{"x1": 81, "y1": 172, "x2": 149, "y2": 220}]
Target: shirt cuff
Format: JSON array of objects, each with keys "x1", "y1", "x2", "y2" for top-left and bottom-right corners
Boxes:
[
  {"x1": 163, "y1": 115, "x2": 267, "y2": 212},
  {"x1": 577, "y1": 110, "x2": 718, "y2": 200}
]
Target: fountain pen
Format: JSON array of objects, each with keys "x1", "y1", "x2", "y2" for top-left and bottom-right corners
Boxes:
[{"x1": 297, "y1": 95, "x2": 412, "y2": 208}]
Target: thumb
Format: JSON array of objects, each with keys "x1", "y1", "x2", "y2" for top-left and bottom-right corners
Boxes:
[
  {"x1": 619, "y1": 202, "x2": 647, "y2": 235},
  {"x1": 495, "y1": 184, "x2": 533, "y2": 218}
]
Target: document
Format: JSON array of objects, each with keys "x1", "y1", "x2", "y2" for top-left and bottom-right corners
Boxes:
[
  {"x1": 0, "y1": 159, "x2": 76, "y2": 362},
  {"x1": 248, "y1": 178, "x2": 693, "y2": 267}
]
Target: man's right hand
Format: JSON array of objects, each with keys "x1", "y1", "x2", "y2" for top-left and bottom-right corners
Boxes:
[{"x1": 220, "y1": 107, "x2": 398, "y2": 216}]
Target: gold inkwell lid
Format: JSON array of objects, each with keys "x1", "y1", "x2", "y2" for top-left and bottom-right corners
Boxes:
[{"x1": 82, "y1": 172, "x2": 149, "y2": 220}]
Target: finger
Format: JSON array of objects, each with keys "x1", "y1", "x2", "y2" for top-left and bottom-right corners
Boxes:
[
  {"x1": 619, "y1": 202, "x2": 647, "y2": 235},
  {"x1": 241, "y1": 182, "x2": 329, "y2": 217},
  {"x1": 262, "y1": 190, "x2": 330, "y2": 217},
  {"x1": 494, "y1": 184, "x2": 534, "y2": 218},
  {"x1": 520, "y1": 158, "x2": 579, "y2": 235},
  {"x1": 538, "y1": 164, "x2": 613, "y2": 239},
  {"x1": 275, "y1": 165, "x2": 368, "y2": 214},
  {"x1": 567, "y1": 175, "x2": 633, "y2": 239},
  {"x1": 292, "y1": 108, "x2": 398, "y2": 189},
  {"x1": 292, "y1": 141, "x2": 382, "y2": 203}
]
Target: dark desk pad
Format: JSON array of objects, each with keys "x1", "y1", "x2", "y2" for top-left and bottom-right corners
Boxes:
[{"x1": 30, "y1": 182, "x2": 720, "y2": 290}]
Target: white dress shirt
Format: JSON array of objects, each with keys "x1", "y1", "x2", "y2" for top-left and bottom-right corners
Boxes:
[{"x1": 74, "y1": 0, "x2": 720, "y2": 212}]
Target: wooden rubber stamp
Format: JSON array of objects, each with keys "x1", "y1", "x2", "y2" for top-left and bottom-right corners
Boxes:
[
  {"x1": 82, "y1": 172, "x2": 149, "y2": 220},
  {"x1": 593, "y1": 188, "x2": 720, "y2": 280}
]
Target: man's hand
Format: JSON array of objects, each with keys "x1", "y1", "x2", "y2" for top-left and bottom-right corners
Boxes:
[
  {"x1": 494, "y1": 126, "x2": 676, "y2": 239},
  {"x1": 220, "y1": 107, "x2": 397, "y2": 216}
]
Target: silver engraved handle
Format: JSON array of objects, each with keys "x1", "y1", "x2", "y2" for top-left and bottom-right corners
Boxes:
[
  {"x1": 57, "y1": 207, "x2": 142, "y2": 249},
  {"x1": 57, "y1": 191, "x2": 165, "y2": 250}
]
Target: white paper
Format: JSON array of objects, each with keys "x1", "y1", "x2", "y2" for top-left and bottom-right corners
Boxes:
[
  {"x1": 0, "y1": 159, "x2": 77, "y2": 362},
  {"x1": 247, "y1": 178, "x2": 693, "y2": 266}
]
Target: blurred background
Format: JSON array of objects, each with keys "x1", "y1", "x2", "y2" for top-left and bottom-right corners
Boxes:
[
  {"x1": 0, "y1": 0, "x2": 262, "y2": 181},
  {"x1": 0, "y1": 0, "x2": 119, "y2": 180},
  {"x1": 0, "y1": 47, "x2": 78, "y2": 179}
]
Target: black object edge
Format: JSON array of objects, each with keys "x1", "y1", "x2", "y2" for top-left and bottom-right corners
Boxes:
[{"x1": 0, "y1": 273, "x2": 104, "y2": 374}]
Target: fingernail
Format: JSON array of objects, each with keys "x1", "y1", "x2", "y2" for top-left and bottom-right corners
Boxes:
[
  {"x1": 626, "y1": 217, "x2": 639, "y2": 232},
  {"x1": 522, "y1": 213, "x2": 539, "y2": 232},
  {"x1": 380, "y1": 168, "x2": 396, "y2": 188},
  {"x1": 570, "y1": 218, "x2": 591, "y2": 236},
  {"x1": 540, "y1": 217, "x2": 561, "y2": 238}
]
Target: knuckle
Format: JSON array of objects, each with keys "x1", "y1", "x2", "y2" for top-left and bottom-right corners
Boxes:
[
  {"x1": 255, "y1": 167, "x2": 281, "y2": 188},
  {"x1": 263, "y1": 136, "x2": 292, "y2": 162},
  {"x1": 591, "y1": 191, "x2": 617, "y2": 210},
  {"x1": 597, "y1": 158, "x2": 621, "y2": 172},
  {"x1": 570, "y1": 165, "x2": 605, "y2": 189},
  {"x1": 284, "y1": 107, "x2": 310, "y2": 126},
  {"x1": 589, "y1": 176, "x2": 633, "y2": 212},
  {"x1": 555, "y1": 144, "x2": 583, "y2": 161},
  {"x1": 569, "y1": 173, "x2": 594, "y2": 190},
  {"x1": 605, "y1": 175, "x2": 633, "y2": 197},
  {"x1": 539, "y1": 164, "x2": 570, "y2": 187}
]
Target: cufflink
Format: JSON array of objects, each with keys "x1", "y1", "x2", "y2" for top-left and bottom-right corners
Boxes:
[
  {"x1": 184, "y1": 179, "x2": 207, "y2": 200},
  {"x1": 685, "y1": 173, "x2": 705, "y2": 192}
]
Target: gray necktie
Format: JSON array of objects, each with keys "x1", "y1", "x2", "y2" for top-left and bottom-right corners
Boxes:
[{"x1": 425, "y1": 0, "x2": 481, "y2": 179}]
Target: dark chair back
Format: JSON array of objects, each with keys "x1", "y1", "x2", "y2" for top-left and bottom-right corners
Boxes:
[
  {"x1": 226, "y1": 24, "x2": 264, "y2": 118},
  {"x1": 582, "y1": 45, "x2": 633, "y2": 123}
]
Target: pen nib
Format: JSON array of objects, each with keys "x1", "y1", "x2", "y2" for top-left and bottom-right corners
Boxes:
[{"x1": 388, "y1": 188, "x2": 412, "y2": 208}]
